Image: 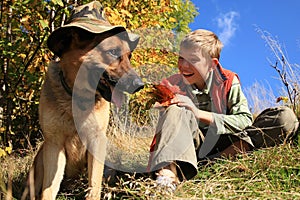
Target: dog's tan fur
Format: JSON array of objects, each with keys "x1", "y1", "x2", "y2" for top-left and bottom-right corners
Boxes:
[{"x1": 26, "y1": 30, "x2": 138, "y2": 200}]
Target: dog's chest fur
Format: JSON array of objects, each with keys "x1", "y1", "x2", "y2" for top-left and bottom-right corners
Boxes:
[
  {"x1": 38, "y1": 62, "x2": 110, "y2": 170},
  {"x1": 39, "y1": 62, "x2": 76, "y2": 140}
]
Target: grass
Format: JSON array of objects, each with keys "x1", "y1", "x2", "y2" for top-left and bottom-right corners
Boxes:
[
  {"x1": 179, "y1": 144, "x2": 300, "y2": 199},
  {"x1": 0, "y1": 133, "x2": 299, "y2": 199}
]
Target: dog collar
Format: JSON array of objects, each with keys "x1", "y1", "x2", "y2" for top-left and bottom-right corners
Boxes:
[
  {"x1": 59, "y1": 70, "x2": 96, "y2": 110},
  {"x1": 59, "y1": 71, "x2": 73, "y2": 96}
]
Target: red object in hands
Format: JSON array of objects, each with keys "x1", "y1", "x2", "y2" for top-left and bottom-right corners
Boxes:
[{"x1": 153, "y1": 78, "x2": 185, "y2": 106}]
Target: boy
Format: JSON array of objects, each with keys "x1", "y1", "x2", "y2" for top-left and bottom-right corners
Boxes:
[{"x1": 148, "y1": 29, "x2": 299, "y2": 190}]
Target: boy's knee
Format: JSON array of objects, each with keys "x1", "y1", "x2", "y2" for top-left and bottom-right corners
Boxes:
[
  {"x1": 165, "y1": 104, "x2": 182, "y2": 113},
  {"x1": 254, "y1": 106, "x2": 298, "y2": 132},
  {"x1": 250, "y1": 106, "x2": 299, "y2": 148},
  {"x1": 275, "y1": 106, "x2": 298, "y2": 133}
]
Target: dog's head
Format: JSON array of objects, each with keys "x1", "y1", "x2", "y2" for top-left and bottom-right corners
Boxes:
[
  {"x1": 47, "y1": 1, "x2": 144, "y2": 107},
  {"x1": 54, "y1": 27, "x2": 144, "y2": 107}
]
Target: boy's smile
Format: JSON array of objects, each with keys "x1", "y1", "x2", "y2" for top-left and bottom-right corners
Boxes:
[
  {"x1": 182, "y1": 71, "x2": 194, "y2": 78},
  {"x1": 178, "y1": 45, "x2": 214, "y2": 90}
]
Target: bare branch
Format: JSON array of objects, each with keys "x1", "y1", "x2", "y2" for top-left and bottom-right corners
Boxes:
[{"x1": 256, "y1": 26, "x2": 299, "y2": 113}]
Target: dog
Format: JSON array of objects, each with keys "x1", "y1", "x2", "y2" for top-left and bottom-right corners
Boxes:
[{"x1": 24, "y1": 2, "x2": 144, "y2": 199}]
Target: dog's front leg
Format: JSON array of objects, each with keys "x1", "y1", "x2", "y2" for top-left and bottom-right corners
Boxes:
[
  {"x1": 85, "y1": 128, "x2": 107, "y2": 200},
  {"x1": 31, "y1": 144, "x2": 44, "y2": 199},
  {"x1": 86, "y1": 151, "x2": 105, "y2": 200},
  {"x1": 41, "y1": 141, "x2": 66, "y2": 200},
  {"x1": 76, "y1": 105, "x2": 109, "y2": 199}
]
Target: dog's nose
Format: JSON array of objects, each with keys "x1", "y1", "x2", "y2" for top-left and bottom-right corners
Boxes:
[
  {"x1": 129, "y1": 77, "x2": 144, "y2": 93},
  {"x1": 123, "y1": 74, "x2": 144, "y2": 94},
  {"x1": 116, "y1": 70, "x2": 144, "y2": 94}
]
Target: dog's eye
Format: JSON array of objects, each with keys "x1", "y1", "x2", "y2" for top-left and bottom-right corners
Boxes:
[{"x1": 107, "y1": 49, "x2": 121, "y2": 59}]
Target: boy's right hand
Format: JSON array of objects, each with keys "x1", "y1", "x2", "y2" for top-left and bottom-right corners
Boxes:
[{"x1": 171, "y1": 94, "x2": 198, "y2": 113}]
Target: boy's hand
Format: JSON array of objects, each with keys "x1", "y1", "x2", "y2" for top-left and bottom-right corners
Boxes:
[
  {"x1": 172, "y1": 94, "x2": 213, "y2": 125},
  {"x1": 171, "y1": 94, "x2": 198, "y2": 114}
]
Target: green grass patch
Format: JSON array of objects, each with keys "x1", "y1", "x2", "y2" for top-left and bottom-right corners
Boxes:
[
  {"x1": 176, "y1": 144, "x2": 300, "y2": 199},
  {"x1": 0, "y1": 143, "x2": 299, "y2": 199}
]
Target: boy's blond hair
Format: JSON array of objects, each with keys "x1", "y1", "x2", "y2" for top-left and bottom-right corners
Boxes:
[{"x1": 180, "y1": 29, "x2": 223, "y2": 60}]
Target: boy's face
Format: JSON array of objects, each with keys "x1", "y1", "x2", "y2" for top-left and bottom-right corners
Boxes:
[{"x1": 178, "y1": 45, "x2": 214, "y2": 89}]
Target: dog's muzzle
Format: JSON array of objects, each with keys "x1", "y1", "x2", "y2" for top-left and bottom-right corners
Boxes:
[
  {"x1": 89, "y1": 69, "x2": 144, "y2": 102},
  {"x1": 112, "y1": 70, "x2": 144, "y2": 94}
]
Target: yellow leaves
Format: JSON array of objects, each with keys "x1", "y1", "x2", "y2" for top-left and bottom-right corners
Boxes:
[
  {"x1": 105, "y1": 0, "x2": 181, "y2": 30},
  {"x1": 276, "y1": 96, "x2": 289, "y2": 103},
  {"x1": 161, "y1": 6, "x2": 172, "y2": 13},
  {"x1": 169, "y1": 17, "x2": 177, "y2": 23},
  {"x1": 158, "y1": 0, "x2": 171, "y2": 6},
  {"x1": 129, "y1": 84, "x2": 158, "y2": 126},
  {"x1": 19, "y1": 53, "x2": 26, "y2": 60},
  {"x1": 0, "y1": 146, "x2": 12, "y2": 158},
  {"x1": 120, "y1": 0, "x2": 130, "y2": 8},
  {"x1": 27, "y1": 89, "x2": 35, "y2": 102},
  {"x1": 39, "y1": 19, "x2": 49, "y2": 29},
  {"x1": 0, "y1": 149, "x2": 6, "y2": 158},
  {"x1": 5, "y1": 146, "x2": 12, "y2": 154},
  {"x1": 135, "y1": 48, "x2": 174, "y2": 65},
  {"x1": 20, "y1": 16, "x2": 30, "y2": 23},
  {"x1": 142, "y1": 78, "x2": 148, "y2": 83},
  {"x1": 120, "y1": 9, "x2": 133, "y2": 18},
  {"x1": 20, "y1": 15, "x2": 32, "y2": 32},
  {"x1": 0, "y1": 127, "x2": 5, "y2": 133},
  {"x1": 52, "y1": 0, "x2": 64, "y2": 7},
  {"x1": 104, "y1": 7, "x2": 127, "y2": 27}
]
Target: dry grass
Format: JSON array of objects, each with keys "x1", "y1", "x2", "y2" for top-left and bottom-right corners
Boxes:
[
  {"x1": 244, "y1": 81, "x2": 277, "y2": 117},
  {"x1": 0, "y1": 130, "x2": 299, "y2": 200},
  {"x1": 0, "y1": 148, "x2": 35, "y2": 199},
  {"x1": 0, "y1": 111, "x2": 157, "y2": 199},
  {"x1": 178, "y1": 144, "x2": 300, "y2": 199},
  {"x1": 105, "y1": 133, "x2": 152, "y2": 173}
]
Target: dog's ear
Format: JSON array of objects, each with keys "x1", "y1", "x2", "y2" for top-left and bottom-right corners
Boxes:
[
  {"x1": 70, "y1": 29, "x2": 88, "y2": 49},
  {"x1": 70, "y1": 28, "x2": 98, "y2": 50},
  {"x1": 54, "y1": 28, "x2": 95, "y2": 57},
  {"x1": 70, "y1": 30, "x2": 81, "y2": 48},
  {"x1": 52, "y1": 29, "x2": 73, "y2": 57}
]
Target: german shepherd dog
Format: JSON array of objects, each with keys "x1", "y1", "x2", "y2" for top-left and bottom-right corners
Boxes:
[{"x1": 24, "y1": 3, "x2": 144, "y2": 199}]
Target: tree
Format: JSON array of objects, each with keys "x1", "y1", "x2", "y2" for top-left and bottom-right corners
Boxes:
[{"x1": 0, "y1": 0, "x2": 198, "y2": 156}]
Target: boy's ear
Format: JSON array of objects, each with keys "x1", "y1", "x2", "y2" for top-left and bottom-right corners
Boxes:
[{"x1": 211, "y1": 58, "x2": 219, "y2": 68}]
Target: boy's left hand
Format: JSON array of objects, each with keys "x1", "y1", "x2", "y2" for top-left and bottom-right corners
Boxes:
[
  {"x1": 171, "y1": 94, "x2": 198, "y2": 113},
  {"x1": 171, "y1": 94, "x2": 213, "y2": 125}
]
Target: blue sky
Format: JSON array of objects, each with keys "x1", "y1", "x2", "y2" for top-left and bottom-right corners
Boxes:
[{"x1": 189, "y1": 0, "x2": 300, "y2": 97}]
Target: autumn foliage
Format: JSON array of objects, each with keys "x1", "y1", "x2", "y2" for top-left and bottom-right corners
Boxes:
[
  {"x1": 153, "y1": 78, "x2": 185, "y2": 105},
  {"x1": 0, "y1": 0, "x2": 197, "y2": 155},
  {"x1": 129, "y1": 78, "x2": 185, "y2": 125}
]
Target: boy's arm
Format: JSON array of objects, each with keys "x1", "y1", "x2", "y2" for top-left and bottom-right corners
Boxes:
[
  {"x1": 172, "y1": 76, "x2": 252, "y2": 134},
  {"x1": 212, "y1": 76, "x2": 253, "y2": 134}
]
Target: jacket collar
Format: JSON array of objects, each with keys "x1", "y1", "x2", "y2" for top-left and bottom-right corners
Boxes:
[
  {"x1": 213, "y1": 63, "x2": 228, "y2": 85},
  {"x1": 193, "y1": 64, "x2": 228, "y2": 95}
]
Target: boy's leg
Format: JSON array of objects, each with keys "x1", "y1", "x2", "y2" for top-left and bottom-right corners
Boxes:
[
  {"x1": 201, "y1": 135, "x2": 252, "y2": 161},
  {"x1": 219, "y1": 139, "x2": 251, "y2": 157},
  {"x1": 246, "y1": 106, "x2": 299, "y2": 148},
  {"x1": 149, "y1": 105, "x2": 200, "y2": 181}
]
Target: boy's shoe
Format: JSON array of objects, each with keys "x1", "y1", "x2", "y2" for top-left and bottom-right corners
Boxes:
[
  {"x1": 152, "y1": 163, "x2": 179, "y2": 195},
  {"x1": 156, "y1": 175, "x2": 177, "y2": 193}
]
